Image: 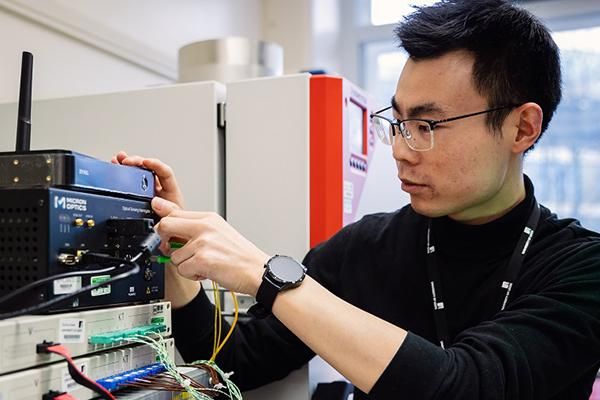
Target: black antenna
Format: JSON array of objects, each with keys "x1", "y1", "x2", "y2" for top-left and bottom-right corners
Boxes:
[{"x1": 16, "y1": 51, "x2": 33, "y2": 152}]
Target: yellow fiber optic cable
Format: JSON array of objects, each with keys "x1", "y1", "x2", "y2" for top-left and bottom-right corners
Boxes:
[{"x1": 214, "y1": 291, "x2": 239, "y2": 358}]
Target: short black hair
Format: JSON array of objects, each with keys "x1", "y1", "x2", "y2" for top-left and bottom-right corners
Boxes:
[{"x1": 394, "y1": 0, "x2": 561, "y2": 146}]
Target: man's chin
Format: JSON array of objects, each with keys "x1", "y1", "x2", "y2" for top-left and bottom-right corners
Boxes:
[{"x1": 409, "y1": 199, "x2": 449, "y2": 218}]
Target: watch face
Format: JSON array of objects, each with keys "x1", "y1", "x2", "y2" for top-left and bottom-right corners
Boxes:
[{"x1": 269, "y1": 256, "x2": 305, "y2": 283}]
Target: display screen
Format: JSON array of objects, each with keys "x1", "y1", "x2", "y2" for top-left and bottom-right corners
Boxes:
[{"x1": 348, "y1": 100, "x2": 365, "y2": 155}]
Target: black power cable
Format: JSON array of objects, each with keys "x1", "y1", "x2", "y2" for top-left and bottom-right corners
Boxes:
[
  {"x1": 0, "y1": 263, "x2": 139, "y2": 320},
  {"x1": 0, "y1": 232, "x2": 162, "y2": 321},
  {"x1": 0, "y1": 264, "x2": 117, "y2": 306}
]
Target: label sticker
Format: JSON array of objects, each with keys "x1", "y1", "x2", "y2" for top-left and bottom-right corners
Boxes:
[
  {"x1": 343, "y1": 181, "x2": 354, "y2": 214},
  {"x1": 59, "y1": 319, "x2": 86, "y2": 343},
  {"x1": 90, "y1": 275, "x2": 111, "y2": 297},
  {"x1": 53, "y1": 277, "x2": 82, "y2": 295},
  {"x1": 62, "y1": 361, "x2": 88, "y2": 392}
]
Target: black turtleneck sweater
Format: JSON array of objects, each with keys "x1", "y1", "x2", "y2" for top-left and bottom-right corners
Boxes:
[{"x1": 173, "y1": 178, "x2": 600, "y2": 399}]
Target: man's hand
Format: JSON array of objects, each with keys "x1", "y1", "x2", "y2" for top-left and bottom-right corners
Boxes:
[
  {"x1": 153, "y1": 197, "x2": 268, "y2": 297},
  {"x1": 112, "y1": 151, "x2": 185, "y2": 209},
  {"x1": 112, "y1": 152, "x2": 197, "y2": 308}
]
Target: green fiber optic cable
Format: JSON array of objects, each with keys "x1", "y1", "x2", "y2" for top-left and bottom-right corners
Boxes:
[
  {"x1": 152, "y1": 255, "x2": 172, "y2": 264},
  {"x1": 151, "y1": 242, "x2": 183, "y2": 264}
]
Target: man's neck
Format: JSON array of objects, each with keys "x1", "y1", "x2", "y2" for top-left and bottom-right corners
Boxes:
[{"x1": 449, "y1": 175, "x2": 526, "y2": 225}]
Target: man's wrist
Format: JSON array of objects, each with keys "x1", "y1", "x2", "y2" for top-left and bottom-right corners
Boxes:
[
  {"x1": 165, "y1": 265, "x2": 201, "y2": 309},
  {"x1": 248, "y1": 252, "x2": 269, "y2": 297},
  {"x1": 248, "y1": 255, "x2": 307, "y2": 318}
]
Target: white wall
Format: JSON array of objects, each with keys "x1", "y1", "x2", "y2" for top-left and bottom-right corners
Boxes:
[
  {"x1": 54, "y1": 0, "x2": 263, "y2": 61},
  {"x1": 0, "y1": 0, "x2": 263, "y2": 104},
  {"x1": 0, "y1": 8, "x2": 169, "y2": 104},
  {"x1": 0, "y1": 0, "x2": 351, "y2": 105}
]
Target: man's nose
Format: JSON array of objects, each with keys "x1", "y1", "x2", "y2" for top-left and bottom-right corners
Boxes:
[{"x1": 392, "y1": 134, "x2": 420, "y2": 165}]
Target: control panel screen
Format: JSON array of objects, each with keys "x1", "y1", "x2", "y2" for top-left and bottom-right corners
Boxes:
[{"x1": 348, "y1": 100, "x2": 365, "y2": 155}]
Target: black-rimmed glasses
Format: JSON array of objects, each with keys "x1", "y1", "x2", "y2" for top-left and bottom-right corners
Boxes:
[{"x1": 369, "y1": 105, "x2": 515, "y2": 151}]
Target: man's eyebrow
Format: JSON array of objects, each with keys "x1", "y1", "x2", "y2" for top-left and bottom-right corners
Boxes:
[
  {"x1": 390, "y1": 97, "x2": 446, "y2": 119},
  {"x1": 391, "y1": 96, "x2": 401, "y2": 114},
  {"x1": 409, "y1": 103, "x2": 445, "y2": 118}
]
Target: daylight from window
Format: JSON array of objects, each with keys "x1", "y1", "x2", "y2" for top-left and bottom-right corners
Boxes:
[{"x1": 370, "y1": 0, "x2": 437, "y2": 25}]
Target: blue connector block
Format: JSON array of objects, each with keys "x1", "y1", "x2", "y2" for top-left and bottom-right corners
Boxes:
[{"x1": 97, "y1": 363, "x2": 166, "y2": 391}]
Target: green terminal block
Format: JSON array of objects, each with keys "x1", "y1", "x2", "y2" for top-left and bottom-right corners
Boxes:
[{"x1": 89, "y1": 324, "x2": 167, "y2": 345}]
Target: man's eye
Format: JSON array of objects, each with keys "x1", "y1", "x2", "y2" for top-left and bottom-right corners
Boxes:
[{"x1": 416, "y1": 123, "x2": 430, "y2": 133}]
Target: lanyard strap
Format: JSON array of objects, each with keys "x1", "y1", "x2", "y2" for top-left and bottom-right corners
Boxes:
[{"x1": 425, "y1": 199, "x2": 540, "y2": 349}]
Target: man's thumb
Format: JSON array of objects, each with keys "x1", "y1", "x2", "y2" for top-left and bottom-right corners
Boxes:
[{"x1": 152, "y1": 197, "x2": 180, "y2": 216}]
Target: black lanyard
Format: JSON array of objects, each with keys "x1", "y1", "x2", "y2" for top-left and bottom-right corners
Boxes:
[{"x1": 425, "y1": 199, "x2": 540, "y2": 349}]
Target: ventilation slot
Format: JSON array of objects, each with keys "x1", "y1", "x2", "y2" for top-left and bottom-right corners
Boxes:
[{"x1": 0, "y1": 204, "x2": 43, "y2": 295}]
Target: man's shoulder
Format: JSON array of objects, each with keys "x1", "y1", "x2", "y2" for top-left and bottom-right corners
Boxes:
[
  {"x1": 350, "y1": 204, "x2": 424, "y2": 237},
  {"x1": 310, "y1": 204, "x2": 422, "y2": 256},
  {"x1": 304, "y1": 204, "x2": 424, "y2": 287},
  {"x1": 537, "y1": 204, "x2": 600, "y2": 243},
  {"x1": 530, "y1": 204, "x2": 600, "y2": 272}
]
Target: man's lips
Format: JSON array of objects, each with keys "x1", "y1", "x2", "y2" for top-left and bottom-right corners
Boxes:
[
  {"x1": 399, "y1": 177, "x2": 427, "y2": 186},
  {"x1": 400, "y1": 177, "x2": 428, "y2": 193},
  {"x1": 400, "y1": 177, "x2": 422, "y2": 185}
]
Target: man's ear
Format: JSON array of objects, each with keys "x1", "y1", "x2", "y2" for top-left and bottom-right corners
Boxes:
[{"x1": 512, "y1": 102, "x2": 543, "y2": 153}]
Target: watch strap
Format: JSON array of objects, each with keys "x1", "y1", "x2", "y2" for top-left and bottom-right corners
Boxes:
[{"x1": 248, "y1": 274, "x2": 280, "y2": 319}]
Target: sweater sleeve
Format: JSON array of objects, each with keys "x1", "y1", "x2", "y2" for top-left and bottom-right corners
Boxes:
[
  {"x1": 171, "y1": 223, "x2": 354, "y2": 391},
  {"x1": 369, "y1": 241, "x2": 600, "y2": 399},
  {"x1": 172, "y1": 287, "x2": 314, "y2": 391}
]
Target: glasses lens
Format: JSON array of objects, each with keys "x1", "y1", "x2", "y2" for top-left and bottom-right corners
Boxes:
[
  {"x1": 372, "y1": 116, "x2": 394, "y2": 145},
  {"x1": 400, "y1": 120, "x2": 433, "y2": 151}
]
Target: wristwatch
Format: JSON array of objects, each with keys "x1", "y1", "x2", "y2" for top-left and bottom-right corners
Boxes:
[{"x1": 248, "y1": 255, "x2": 307, "y2": 319}]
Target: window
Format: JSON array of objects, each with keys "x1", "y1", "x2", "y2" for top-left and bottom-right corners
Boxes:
[
  {"x1": 362, "y1": 40, "x2": 406, "y2": 107},
  {"x1": 370, "y1": 0, "x2": 436, "y2": 25},
  {"x1": 524, "y1": 26, "x2": 600, "y2": 229}
]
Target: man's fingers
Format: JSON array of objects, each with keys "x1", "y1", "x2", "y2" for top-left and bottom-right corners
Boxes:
[
  {"x1": 115, "y1": 151, "x2": 127, "y2": 160},
  {"x1": 158, "y1": 240, "x2": 171, "y2": 255},
  {"x1": 115, "y1": 151, "x2": 130, "y2": 164},
  {"x1": 152, "y1": 199, "x2": 217, "y2": 221},
  {"x1": 112, "y1": 155, "x2": 182, "y2": 203},
  {"x1": 112, "y1": 151, "x2": 129, "y2": 165},
  {"x1": 176, "y1": 256, "x2": 207, "y2": 281},
  {"x1": 115, "y1": 152, "x2": 152, "y2": 169},
  {"x1": 152, "y1": 197, "x2": 181, "y2": 217},
  {"x1": 155, "y1": 216, "x2": 205, "y2": 241},
  {"x1": 169, "y1": 241, "x2": 199, "y2": 266},
  {"x1": 119, "y1": 155, "x2": 146, "y2": 167},
  {"x1": 154, "y1": 176, "x2": 163, "y2": 192},
  {"x1": 142, "y1": 158, "x2": 180, "y2": 194}
]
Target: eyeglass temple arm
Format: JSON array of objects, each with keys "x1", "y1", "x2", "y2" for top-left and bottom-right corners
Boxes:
[
  {"x1": 434, "y1": 105, "x2": 515, "y2": 125},
  {"x1": 371, "y1": 105, "x2": 393, "y2": 116}
]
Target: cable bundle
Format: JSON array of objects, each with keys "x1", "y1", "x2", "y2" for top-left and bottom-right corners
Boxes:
[{"x1": 123, "y1": 331, "x2": 242, "y2": 400}]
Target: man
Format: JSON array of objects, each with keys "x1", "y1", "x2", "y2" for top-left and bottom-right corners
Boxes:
[{"x1": 115, "y1": 0, "x2": 600, "y2": 398}]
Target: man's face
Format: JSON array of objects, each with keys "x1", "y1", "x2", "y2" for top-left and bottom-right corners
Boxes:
[{"x1": 392, "y1": 50, "x2": 517, "y2": 222}]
